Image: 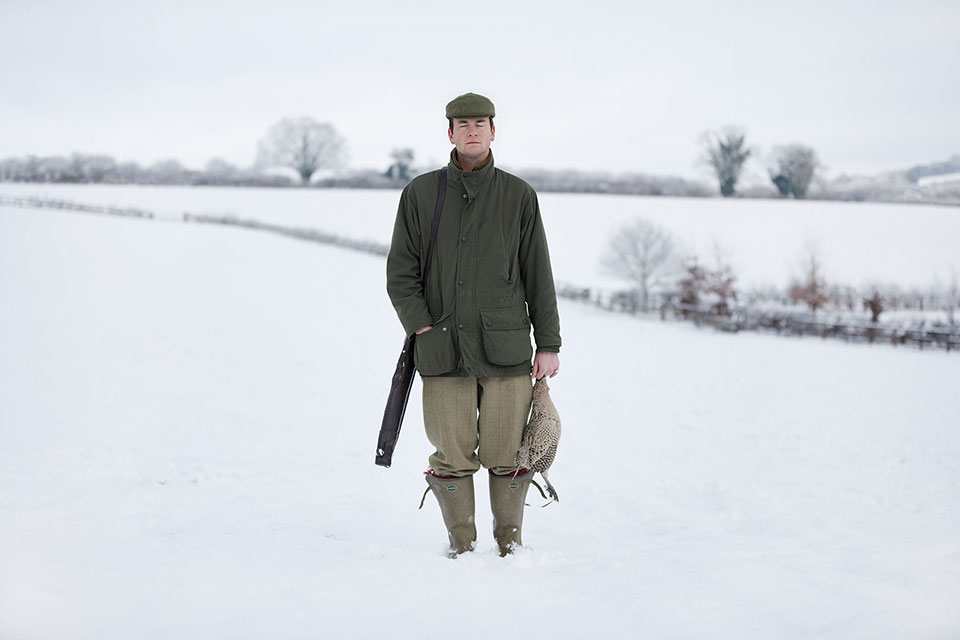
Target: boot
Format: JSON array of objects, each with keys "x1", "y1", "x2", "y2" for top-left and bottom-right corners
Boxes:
[
  {"x1": 423, "y1": 473, "x2": 477, "y2": 557},
  {"x1": 489, "y1": 470, "x2": 532, "y2": 556}
]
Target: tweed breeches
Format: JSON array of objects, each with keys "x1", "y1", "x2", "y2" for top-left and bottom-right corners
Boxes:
[{"x1": 421, "y1": 375, "x2": 533, "y2": 477}]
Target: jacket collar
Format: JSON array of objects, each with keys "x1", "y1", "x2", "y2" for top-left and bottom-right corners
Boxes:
[{"x1": 447, "y1": 148, "x2": 494, "y2": 194}]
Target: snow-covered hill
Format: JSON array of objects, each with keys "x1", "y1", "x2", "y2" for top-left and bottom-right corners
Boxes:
[
  {"x1": 2, "y1": 182, "x2": 958, "y2": 293},
  {"x1": 1, "y1": 204, "x2": 958, "y2": 639}
]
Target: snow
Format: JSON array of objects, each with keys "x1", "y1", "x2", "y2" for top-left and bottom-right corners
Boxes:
[
  {"x1": 2, "y1": 182, "x2": 958, "y2": 294},
  {"x1": 1, "y1": 198, "x2": 960, "y2": 639}
]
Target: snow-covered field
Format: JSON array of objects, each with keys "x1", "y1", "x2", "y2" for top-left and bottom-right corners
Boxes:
[
  {"x1": 1, "y1": 182, "x2": 958, "y2": 293},
  {"x1": 1, "y1": 200, "x2": 959, "y2": 639}
]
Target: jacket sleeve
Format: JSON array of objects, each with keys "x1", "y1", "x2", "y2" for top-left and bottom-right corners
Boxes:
[
  {"x1": 386, "y1": 185, "x2": 434, "y2": 337},
  {"x1": 518, "y1": 188, "x2": 562, "y2": 353}
]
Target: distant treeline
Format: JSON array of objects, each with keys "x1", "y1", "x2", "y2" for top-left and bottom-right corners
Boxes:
[
  {"x1": 0, "y1": 154, "x2": 293, "y2": 187},
  {"x1": 313, "y1": 166, "x2": 715, "y2": 198},
  {"x1": 0, "y1": 152, "x2": 714, "y2": 196},
  {"x1": 905, "y1": 155, "x2": 960, "y2": 183},
  {"x1": 2, "y1": 152, "x2": 959, "y2": 206},
  {"x1": 507, "y1": 169, "x2": 713, "y2": 198}
]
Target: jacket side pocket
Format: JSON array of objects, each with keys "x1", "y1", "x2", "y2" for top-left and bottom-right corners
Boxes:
[
  {"x1": 414, "y1": 312, "x2": 458, "y2": 375},
  {"x1": 479, "y1": 307, "x2": 533, "y2": 366}
]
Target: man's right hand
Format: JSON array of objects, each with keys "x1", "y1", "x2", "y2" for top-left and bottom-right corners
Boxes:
[{"x1": 415, "y1": 325, "x2": 433, "y2": 335}]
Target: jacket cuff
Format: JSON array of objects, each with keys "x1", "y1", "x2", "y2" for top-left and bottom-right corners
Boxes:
[{"x1": 535, "y1": 346, "x2": 560, "y2": 353}]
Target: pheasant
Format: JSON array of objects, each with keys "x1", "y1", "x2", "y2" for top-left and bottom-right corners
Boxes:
[{"x1": 515, "y1": 376, "x2": 561, "y2": 503}]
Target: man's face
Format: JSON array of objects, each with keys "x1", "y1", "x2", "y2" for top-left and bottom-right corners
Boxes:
[{"x1": 448, "y1": 117, "x2": 495, "y2": 161}]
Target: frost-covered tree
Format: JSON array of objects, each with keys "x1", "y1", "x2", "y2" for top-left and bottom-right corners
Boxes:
[
  {"x1": 601, "y1": 218, "x2": 677, "y2": 312},
  {"x1": 700, "y1": 126, "x2": 752, "y2": 197},
  {"x1": 113, "y1": 161, "x2": 146, "y2": 183},
  {"x1": 205, "y1": 157, "x2": 239, "y2": 175},
  {"x1": 27, "y1": 155, "x2": 70, "y2": 182},
  {"x1": 67, "y1": 153, "x2": 117, "y2": 183},
  {"x1": 769, "y1": 145, "x2": 819, "y2": 198},
  {"x1": 256, "y1": 117, "x2": 345, "y2": 184},
  {"x1": 149, "y1": 159, "x2": 191, "y2": 184},
  {"x1": 203, "y1": 157, "x2": 243, "y2": 185},
  {"x1": 385, "y1": 147, "x2": 415, "y2": 181}
]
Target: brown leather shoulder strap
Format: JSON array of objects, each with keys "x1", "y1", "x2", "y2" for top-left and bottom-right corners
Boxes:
[{"x1": 421, "y1": 167, "x2": 447, "y2": 289}]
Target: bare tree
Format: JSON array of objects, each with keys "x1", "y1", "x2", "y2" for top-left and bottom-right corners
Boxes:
[
  {"x1": 678, "y1": 258, "x2": 708, "y2": 317},
  {"x1": 674, "y1": 244, "x2": 738, "y2": 318},
  {"x1": 256, "y1": 117, "x2": 345, "y2": 184},
  {"x1": 601, "y1": 218, "x2": 677, "y2": 312},
  {"x1": 789, "y1": 243, "x2": 829, "y2": 313},
  {"x1": 700, "y1": 126, "x2": 752, "y2": 197},
  {"x1": 769, "y1": 144, "x2": 819, "y2": 198},
  {"x1": 864, "y1": 291, "x2": 883, "y2": 322},
  {"x1": 704, "y1": 240, "x2": 738, "y2": 316}
]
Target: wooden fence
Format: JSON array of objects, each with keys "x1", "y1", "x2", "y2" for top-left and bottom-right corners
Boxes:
[
  {"x1": 674, "y1": 304, "x2": 960, "y2": 351},
  {"x1": 556, "y1": 283, "x2": 960, "y2": 352},
  {"x1": 182, "y1": 213, "x2": 389, "y2": 256},
  {"x1": 0, "y1": 195, "x2": 154, "y2": 219}
]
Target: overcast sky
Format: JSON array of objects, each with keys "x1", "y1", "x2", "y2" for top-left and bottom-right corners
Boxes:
[{"x1": 1, "y1": 0, "x2": 957, "y2": 180}]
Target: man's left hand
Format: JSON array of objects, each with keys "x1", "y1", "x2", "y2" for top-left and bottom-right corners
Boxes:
[{"x1": 531, "y1": 351, "x2": 560, "y2": 379}]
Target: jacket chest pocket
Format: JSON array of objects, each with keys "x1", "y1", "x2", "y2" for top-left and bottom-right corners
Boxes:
[
  {"x1": 414, "y1": 313, "x2": 458, "y2": 375},
  {"x1": 476, "y1": 209, "x2": 515, "y2": 286},
  {"x1": 479, "y1": 307, "x2": 532, "y2": 366}
]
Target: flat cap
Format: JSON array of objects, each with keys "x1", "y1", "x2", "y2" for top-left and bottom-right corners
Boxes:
[{"x1": 445, "y1": 92, "x2": 496, "y2": 119}]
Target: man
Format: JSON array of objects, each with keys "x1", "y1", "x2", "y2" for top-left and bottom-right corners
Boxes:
[{"x1": 386, "y1": 92, "x2": 561, "y2": 557}]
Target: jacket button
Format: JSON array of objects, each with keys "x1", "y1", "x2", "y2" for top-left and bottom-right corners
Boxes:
[
  {"x1": 462, "y1": 194, "x2": 467, "y2": 199},
  {"x1": 487, "y1": 321, "x2": 493, "y2": 327},
  {"x1": 523, "y1": 319, "x2": 529, "y2": 325},
  {"x1": 461, "y1": 236, "x2": 467, "y2": 243},
  {"x1": 442, "y1": 327, "x2": 447, "y2": 332},
  {"x1": 466, "y1": 367, "x2": 472, "y2": 373},
  {"x1": 457, "y1": 280, "x2": 464, "y2": 286}
]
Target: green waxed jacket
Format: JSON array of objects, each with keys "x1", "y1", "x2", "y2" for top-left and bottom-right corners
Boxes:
[{"x1": 386, "y1": 150, "x2": 561, "y2": 378}]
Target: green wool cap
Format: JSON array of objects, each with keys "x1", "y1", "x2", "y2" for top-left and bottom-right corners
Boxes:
[{"x1": 445, "y1": 92, "x2": 496, "y2": 119}]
